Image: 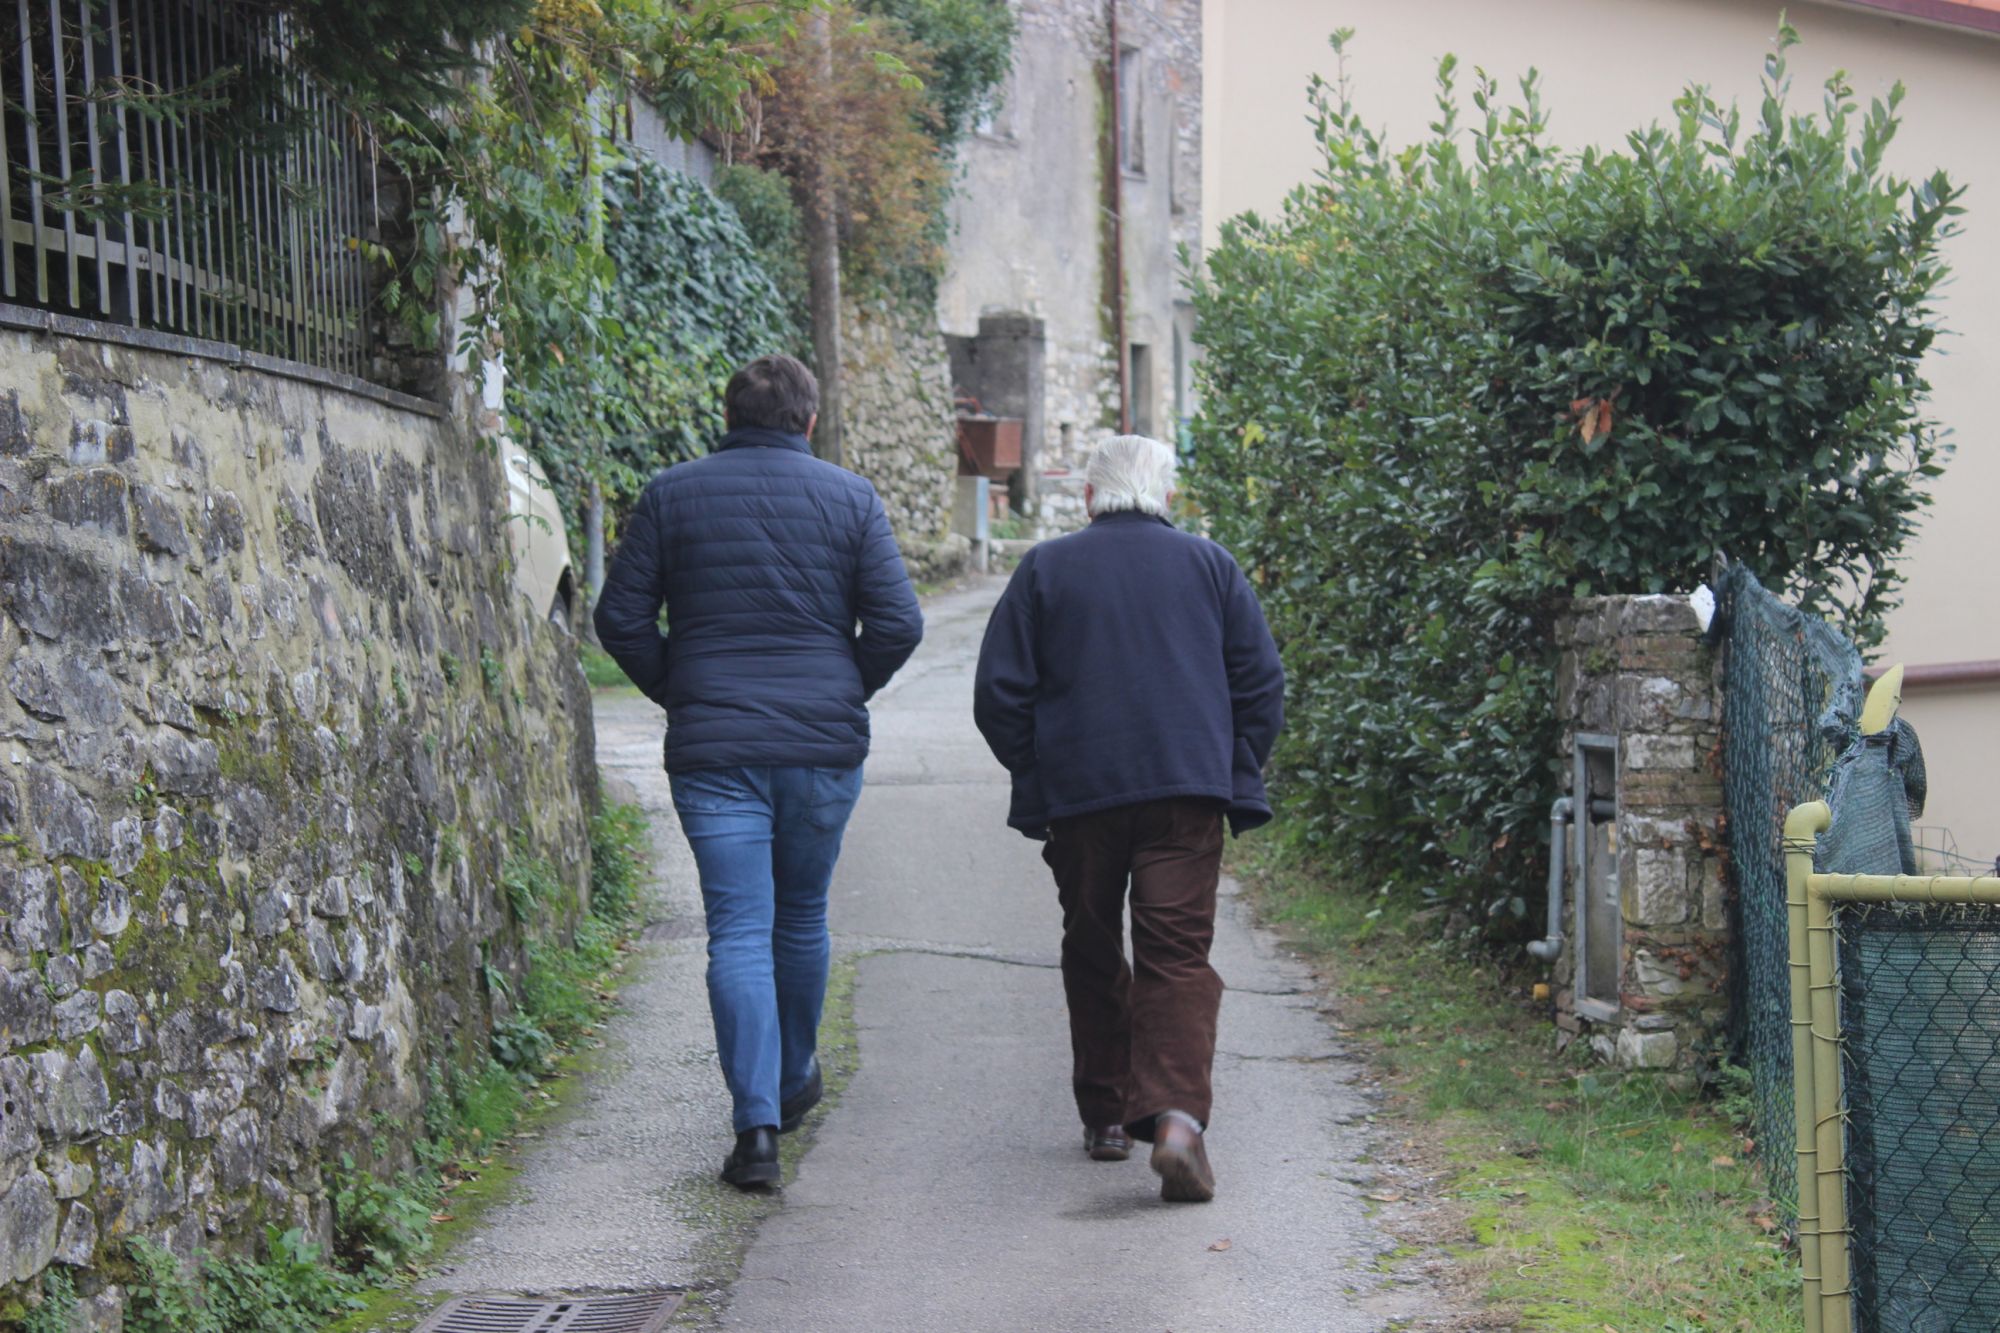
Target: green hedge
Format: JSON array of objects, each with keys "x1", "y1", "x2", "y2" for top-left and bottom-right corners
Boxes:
[{"x1": 1187, "y1": 27, "x2": 1959, "y2": 926}]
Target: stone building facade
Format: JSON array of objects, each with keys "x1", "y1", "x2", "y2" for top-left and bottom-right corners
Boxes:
[
  {"x1": 1549, "y1": 594, "x2": 1729, "y2": 1075},
  {"x1": 0, "y1": 314, "x2": 595, "y2": 1318},
  {"x1": 938, "y1": 0, "x2": 1201, "y2": 520},
  {"x1": 841, "y1": 300, "x2": 968, "y2": 581}
]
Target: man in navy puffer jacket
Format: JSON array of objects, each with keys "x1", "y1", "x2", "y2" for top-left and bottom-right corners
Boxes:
[
  {"x1": 974, "y1": 434, "x2": 1283, "y2": 1204},
  {"x1": 595, "y1": 354, "x2": 922, "y2": 1189}
]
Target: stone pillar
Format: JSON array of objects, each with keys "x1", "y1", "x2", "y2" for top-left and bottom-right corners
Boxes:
[{"x1": 1552, "y1": 595, "x2": 1728, "y2": 1074}]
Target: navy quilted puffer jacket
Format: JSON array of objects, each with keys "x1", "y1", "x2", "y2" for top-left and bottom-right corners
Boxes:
[{"x1": 593, "y1": 426, "x2": 924, "y2": 772}]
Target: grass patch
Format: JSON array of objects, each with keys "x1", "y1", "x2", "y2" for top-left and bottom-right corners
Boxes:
[
  {"x1": 578, "y1": 641, "x2": 633, "y2": 691},
  {"x1": 1239, "y1": 843, "x2": 1794, "y2": 1330}
]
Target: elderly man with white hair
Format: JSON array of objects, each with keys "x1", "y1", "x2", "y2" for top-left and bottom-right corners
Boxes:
[{"x1": 973, "y1": 434, "x2": 1285, "y2": 1203}]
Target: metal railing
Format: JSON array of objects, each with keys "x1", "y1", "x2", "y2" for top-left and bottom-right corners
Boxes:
[{"x1": 4, "y1": 0, "x2": 371, "y2": 376}]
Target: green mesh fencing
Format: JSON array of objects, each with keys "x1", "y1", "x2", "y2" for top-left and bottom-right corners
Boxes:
[
  {"x1": 1838, "y1": 903, "x2": 2000, "y2": 1332},
  {"x1": 1716, "y1": 563, "x2": 1864, "y2": 1228}
]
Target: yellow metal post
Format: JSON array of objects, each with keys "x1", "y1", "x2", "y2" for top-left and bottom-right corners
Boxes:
[
  {"x1": 1803, "y1": 813, "x2": 1854, "y2": 1333},
  {"x1": 1786, "y1": 801, "x2": 1832, "y2": 1333}
]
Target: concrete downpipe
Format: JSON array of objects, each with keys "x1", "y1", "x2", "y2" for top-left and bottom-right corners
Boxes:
[{"x1": 1526, "y1": 797, "x2": 1574, "y2": 962}]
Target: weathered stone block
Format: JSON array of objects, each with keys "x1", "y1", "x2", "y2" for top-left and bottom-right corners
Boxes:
[
  {"x1": 0, "y1": 391, "x2": 29, "y2": 456},
  {"x1": 52, "y1": 1199, "x2": 95, "y2": 1267},
  {"x1": 253, "y1": 953, "x2": 303, "y2": 1013},
  {"x1": 0, "y1": 1168, "x2": 58, "y2": 1281},
  {"x1": 0, "y1": 1058, "x2": 38, "y2": 1190},
  {"x1": 102, "y1": 991, "x2": 145, "y2": 1055},
  {"x1": 22, "y1": 767, "x2": 107, "y2": 862},
  {"x1": 0, "y1": 969, "x2": 55, "y2": 1051},
  {"x1": 1620, "y1": 595, "x2": 1703, "y2": 637},
  {"x1": 54, "y1": 992, "x2": 100, "y2": 1042},
  {"x1": 90, "y1": 880, "x2": 131, "y2": 940},
  {"x1": 151, "y1": 734, "x2": 220, "y2": 797},
  {"x1": 0, "y1": 537, "x2": 119, "y2": 646},
  {"x1": 31, "y1": 1046, "x2": 109, "y2": 1141},
  {"x1": 1627, "y1": 849, "x2": 1692, "y2": 926},
  {"x1": 47, "y1": 468, "x2": 130, "y2": 534},
  {"x1": 0, "y1": 867, "x2": 61, "y2": 953},
  {"x1": 1624, "y1": 734, "x2": 1696, "y2": 772},
  {"x1": 131, "y1": 484, "x2": 190, "y2": 556},
  {"x1": 1616, "y1": 1027, "x2": 1679, "y2": 1070},
  {"x1": 40, "y1": 1153, "x2": 90, "y2": 1201}
]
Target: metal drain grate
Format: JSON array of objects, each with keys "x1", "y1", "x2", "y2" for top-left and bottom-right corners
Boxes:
[{"x1": 416, "y1": 1290, "x2": 682, "y2": 1333}]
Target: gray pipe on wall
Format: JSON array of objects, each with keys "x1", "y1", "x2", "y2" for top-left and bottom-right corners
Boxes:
[{"x1": 1527, "y1": 796, "x2": 1575, "y2": 962}]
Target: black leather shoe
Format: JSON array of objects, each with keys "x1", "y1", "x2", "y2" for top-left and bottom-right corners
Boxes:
[
  {"x1": 779, "y1": 1059, "x2": 823, "y2": 1134},
  {"x1": 721, "y1": 1126, "x2": 780, "y2": 1190},
  {"x1": 1084, "y1": 1125, "x2": 1132, "y2": 1162}
]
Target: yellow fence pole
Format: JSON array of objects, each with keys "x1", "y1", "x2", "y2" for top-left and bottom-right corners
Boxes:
[
  {"x1": 1785, "y1": 801, "x2": 1832, "y2": 1333},
  {"x1": 1805, "y1": 855, "x2": 1854, "y2": 1333}
]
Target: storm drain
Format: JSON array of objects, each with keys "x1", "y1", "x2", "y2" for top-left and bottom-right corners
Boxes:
[{"x1": 415, "y1": 1291, "x2": 682, "y2": 1333}]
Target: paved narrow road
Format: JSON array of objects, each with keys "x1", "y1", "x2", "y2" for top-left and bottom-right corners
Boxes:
[{"x1": 424, "y1": 578, "x2": 1425, "y2": 1330}]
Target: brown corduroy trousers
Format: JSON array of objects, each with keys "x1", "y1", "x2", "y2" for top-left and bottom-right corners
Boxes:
[{"x1": 1041, "y1": 797, "x2": 1226, "y2": 1142}]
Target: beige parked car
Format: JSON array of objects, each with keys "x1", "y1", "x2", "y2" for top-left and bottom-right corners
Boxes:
[{"x1": 502, "y1": 438, "x2": 577, "y2": 630}]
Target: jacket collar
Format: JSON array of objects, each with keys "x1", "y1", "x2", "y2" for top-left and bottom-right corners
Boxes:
[
  {"x1": 716, "y1": 426, "x2": 813, "y2": 455},
  {"x1": 1089, "y1": 509, "x2": 1175, "y2": 528}
]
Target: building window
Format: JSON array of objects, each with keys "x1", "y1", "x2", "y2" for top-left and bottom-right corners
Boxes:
[
  {"x1": 1117, "y1": 46, "x2": 1145, "y2": 175},
  {"x1": 1128, "y1": 342, "x2": 1154, "y2": 437}
]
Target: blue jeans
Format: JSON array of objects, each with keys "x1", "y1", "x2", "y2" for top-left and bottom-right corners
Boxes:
[{"x1": 669, "y1": 764, "x2": 864, "y2": 1132}]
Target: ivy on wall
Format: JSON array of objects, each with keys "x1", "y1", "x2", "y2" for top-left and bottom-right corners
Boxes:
[{"x1": 511, "y1": 157, "x2": 796, "y2": 540}]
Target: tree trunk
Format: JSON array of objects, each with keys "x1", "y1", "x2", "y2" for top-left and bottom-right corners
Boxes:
[{"x1": 802, "y1": 12, "x2": 845, "y2": 468}]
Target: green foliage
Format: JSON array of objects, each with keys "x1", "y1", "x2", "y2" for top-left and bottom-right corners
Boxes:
[
  {"x1": 1190, "y1": 25, "x2": 1959, "y2": 925},
  {"x1": 512, "y1": 157, "x2": 796, "y2": 540},
  {"x1": 859, "y1": 0, "x2": 1017, "y2": 148},
  {"x1": 478, "y1": 645, "x2": 503, "y2": 693},
  {"x1": 713, "y1": 163, "x2": 814, "y2": 350},
  {"x1": 125, "y1": 1230, "x2": 361, "y2": 1333},
  {"x1": 588, "y1": 802, "x2": 649, "y2": 924},
  {"x1": 20, "y1": 1272, "x2": 75, "y2": 1333},
  {"x1": 501, "y1": 840, "x2": 564, "y2": 924},
  {"x1": 330, "y1": 1153, "x2": 439, "y2": 1277}
]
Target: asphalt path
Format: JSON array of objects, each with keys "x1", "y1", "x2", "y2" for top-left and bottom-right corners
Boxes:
[{"x1": 422, "y1": 577, "x2": 1428, "y2": 1331}]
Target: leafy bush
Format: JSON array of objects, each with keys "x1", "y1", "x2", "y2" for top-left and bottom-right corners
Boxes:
[
  {"x1": 330, "y1": 1154, "x2": 440, "y2": 1276},
  {"x1": 1188, "y1": 25, "x2": 1959, "y2": 926},
  {"x1": 714, "y1": 163, "x2": 814, "y2": 351},
  {"x1": 513, "y1": 156, "x2": 797, "y2": 542},
  {"x1": 125, "y1": 1231, "x2": 360, "y2": 1333}
]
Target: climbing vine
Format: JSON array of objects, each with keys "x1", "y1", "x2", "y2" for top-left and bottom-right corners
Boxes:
[{"x1": 511, "y1": 158, "x2": 796, "y2": 540}]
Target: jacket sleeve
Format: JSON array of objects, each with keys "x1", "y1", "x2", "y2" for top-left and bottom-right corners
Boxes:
[
  {"x1": 973, "y1": 554, "x2": 1040, "y2": 777},
  {"x1": 973, "y1": 555, "x2": 1049, "y2": 838},
  {"x1": 1222, "y1": 555, "x2": 1286, "y2": 776},
  {"x1": 852, "y1": 488, "x2": 924, "y2": 698},
  {"x1": 591, "y1": 482, "x2": 672, "y2": 708}
]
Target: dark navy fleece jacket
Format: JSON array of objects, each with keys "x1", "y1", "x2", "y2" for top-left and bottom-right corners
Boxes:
[
  {"x1": 593, "y1": 426, "x2": 923, "y2": 773},
  {"x1": 972, "y1": 510, "x2": 1285, "y2": 838}
]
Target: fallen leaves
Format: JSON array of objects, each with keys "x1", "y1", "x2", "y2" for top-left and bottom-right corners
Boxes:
[{"x1": 1207, "y1": 1238, "x2": 1232, "y2": 1252}]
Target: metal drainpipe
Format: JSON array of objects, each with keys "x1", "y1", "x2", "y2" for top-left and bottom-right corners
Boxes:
[
  {"x1": 1107, "y1": 0, "x2": 1129, "y2": 434},
  {"x1": 1526, "y1": 797, "x2": 1574, "y2": 961}
]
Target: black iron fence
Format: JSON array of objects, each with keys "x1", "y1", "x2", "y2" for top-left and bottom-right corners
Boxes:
[{"x1": 4, "y1": 0, "x2": 372, "y2": 375}]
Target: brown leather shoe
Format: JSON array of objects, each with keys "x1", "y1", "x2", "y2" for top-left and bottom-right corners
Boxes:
[
  {"x1": 1083, "y1": 1125, "x2": 1132, "y2": 1162},
  {"x1": 1149, "y1": 1111, "x2": 1215, "y2": 1202}
]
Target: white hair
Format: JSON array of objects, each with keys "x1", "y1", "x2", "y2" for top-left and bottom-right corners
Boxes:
[{"x1": 1086, "y1": 434, "x2": 1178, "y2": 517}]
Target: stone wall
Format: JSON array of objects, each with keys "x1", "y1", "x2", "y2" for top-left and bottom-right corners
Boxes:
[
  {"x1": 841, "y1": 299, "x2": 969, "y2": 582},
  {"x1": 1552, "y1": 595, "x2": 1728, "y2": 1074},
  {"x1": 0, "y1": 320, "x2": 594, "y2": 1317}
]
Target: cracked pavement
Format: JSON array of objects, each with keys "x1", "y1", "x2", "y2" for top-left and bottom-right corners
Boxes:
[{"x1": 421, "y1": 577, "x2": 1430, "y2": 1330}]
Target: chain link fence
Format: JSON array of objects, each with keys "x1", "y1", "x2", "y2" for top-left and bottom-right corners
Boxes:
[
  {"x1": 1716, "y1": 562, "x2": 1864, "y2": 1227},
  {"x1": 1839, "y1": 901, "x2": 2000, "y2": 1331}
]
